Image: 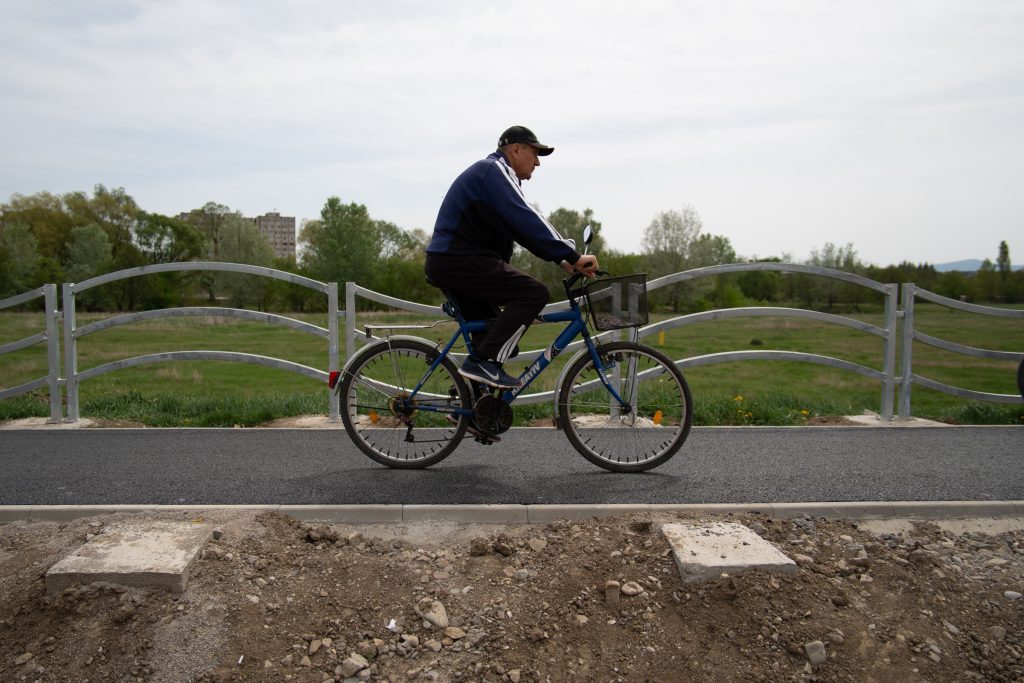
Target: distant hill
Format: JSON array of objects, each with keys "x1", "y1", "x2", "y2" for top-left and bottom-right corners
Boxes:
[
  {"x1": 933, "y1": 259, "x2": 1023, "y2": 272},
  {"x1": 934, "y1": 259, "x2": 983, "y2": 272}
]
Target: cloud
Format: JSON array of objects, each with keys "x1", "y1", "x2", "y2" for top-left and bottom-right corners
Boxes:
[{"x1": 1, "y1": 0, "x2": 1022, "y2": 265}]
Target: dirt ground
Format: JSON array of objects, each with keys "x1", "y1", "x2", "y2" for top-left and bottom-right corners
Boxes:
[{"x1": 2, "y1": 510, "x2": 1023, "y2": 683}]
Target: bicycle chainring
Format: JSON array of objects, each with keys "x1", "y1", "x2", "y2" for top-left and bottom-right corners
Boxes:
[{"x1": 473, "y1": 395, "x2": 513, "y2": 435}]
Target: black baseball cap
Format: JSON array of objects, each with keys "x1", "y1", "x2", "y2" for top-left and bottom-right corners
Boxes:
[{"x1": 498, "y1": 125, "x2": 554, "y2": 156}]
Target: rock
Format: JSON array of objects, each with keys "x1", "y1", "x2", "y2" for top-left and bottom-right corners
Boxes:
[
  {"x1": 355, "y1": 640, "x2": 377, "y2": 658},
  {"x1": 605, "y1": 580, "x2": 621, "y2": 606},
  {"x1": 425, "y1": 639, "x2": 443, "y2": 652},
  {"x1": 339, "y1": 653, "x2": 369, "y2": 678},
  {"x1": 444, "y1": 626, "x2": 466, "y2": 640},
  {"x1": 793, "y1": 554, "x2": 815, "y2": 566},
  {"x1": 401, "y1": 634, "x2": 420, "y2": 649},
  {"x1": 415, "y1": 598, "x2": 450, "y2": 628},
  {"x1": 15, "y1": 652, "x2": 34, "y2": 666},
  {"x1": 1004, "y1": 591, "x2": 1022, "y2": 600},
  {"x1": 831, "y1": 593, "x2": 850, "y2": 607},
  {"x1": 508, "y1": 670, "x2": 522, "y2": 683},
  {"x1": 309, "y1": 639, "x2": 322, "y2": 655},
  {"x1": 279, "y1": 654, "x2": 294, "y2": 666},
  {"x1": 528, "y1": 538, "x2": 547, "y2": 552},
  {"x1": 990, "y1": 625, "x2": 1007, "y2": 641},
  {"x1": 299, "y1": 655, "x2": 311, "y2": 667},
  {"x1": 574, "y1": 614, "x2": 589, "y2": 625},
  {"x1": 493, "y1": 541, "x2": 515, "y2": 557},
  {"x1": 943, "y1": 621, "x2": 960, "y2": 635},
  {"x1": 803, "y1": 640, "x2": 827, "y2": 666},
  {"x1": 469, "y1": 538, "x2": 489, "y2": 556},
  {"x1": 621, "y1": 581, "x2": 644, "y2": 596},
  {"x1": 515, "y1": 569, "x2": 530, "y2": 580}
]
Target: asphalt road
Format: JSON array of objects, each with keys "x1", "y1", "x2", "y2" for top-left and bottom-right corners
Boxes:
[{"x1": 0, "y1": 427, "x2": 1022, "y2": 506}]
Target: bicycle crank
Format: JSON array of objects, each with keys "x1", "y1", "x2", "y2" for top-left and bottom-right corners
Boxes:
[{"x1": 473, "y1": 395, "x2": 513, "y2": 435}]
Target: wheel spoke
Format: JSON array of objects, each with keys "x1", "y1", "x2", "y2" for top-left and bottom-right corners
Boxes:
[
  {"x1": 340, "y1": 340, "x2": 469, "y2": 468},
  {"x1": 557, "y1": 342, "x2": 692, "y2": 472}
]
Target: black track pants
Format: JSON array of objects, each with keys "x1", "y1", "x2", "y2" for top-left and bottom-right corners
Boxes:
[{"x1": 424, "y1": 253, "x2": 550, "y2": 363}]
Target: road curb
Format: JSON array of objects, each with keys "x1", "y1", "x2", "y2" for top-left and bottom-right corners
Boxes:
[{"x1": 1, "y1": 501, "x2": 1023, "y2": 525}]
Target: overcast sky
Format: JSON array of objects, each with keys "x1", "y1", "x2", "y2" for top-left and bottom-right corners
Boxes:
[{"x1": 2, "y1": 1, "x2": 1022, "y2": 267}]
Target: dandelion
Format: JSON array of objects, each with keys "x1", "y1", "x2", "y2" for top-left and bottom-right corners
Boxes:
[
  {"x1": 800, "y1": 409, "x2": 809, "y2": 416},
  {"x1": 733, "y1": 395, "x2": 743, "y2": 402}
]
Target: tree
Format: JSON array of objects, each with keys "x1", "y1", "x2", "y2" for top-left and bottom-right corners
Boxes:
[
  {"x1": 641, "y1": 206, "x2": 703, "y2": 312},
  {"x1": 974, "y1": 259, "x2": 999, "y2": 302},
  {"x1": 512, "y1": 207, "x2": 606, "y2": 298},
  {"x1": 133, "y1": 213, "x2": 204, "y2": 264},
  {"x1": 0, "y1": 223, "x2": 41, "y2": 297},
  {"x1": 642, "y1": 206, "x2": 701, "y2": 266},
  {"x1": 997, "y1": 241, "x2": 1011, "y2": 280},
  {"x1": 181, "y1": 202, "x2": 235, "y2": 260},
  {"x1": 65, "y1": 224, "x2": 114, "y2": 309},
  {"x1": 805, "y1": 242, "x2": 864, "y2": 310},
  {"x1": 217, "y1": 214, "x2": 275, "y2": 309},
  {"x1": 738, "y1": 257, "x2": 783, "y2": 303},
  {"x1": 0, "y1": 192, "x2": 74, "y2": 263},
  {"x1": 65, "y1": 224, "x2": 113, "y2": 283},
  {"x1": 374, "y1": 225, "x2": 434, "y2": 303},
  {"x1": 179, "y1": 202, "x2": 258, "y2": 301},
  {"x1": 300, "y1": 199, "x2": 383, "y2": 289}
]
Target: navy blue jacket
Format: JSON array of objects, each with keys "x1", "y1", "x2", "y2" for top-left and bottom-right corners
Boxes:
[{"x1": 426, "y1": 151, "x2": 581, "y2": 265}]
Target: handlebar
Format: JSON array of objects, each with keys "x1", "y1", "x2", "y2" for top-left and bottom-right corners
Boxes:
[{"x1": 563, "y1": 269, "x2": 610, "y2": 295}]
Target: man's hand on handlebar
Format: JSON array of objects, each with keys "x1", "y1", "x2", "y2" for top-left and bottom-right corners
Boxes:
[{"x1": 561, "y1": 255, "x2": 599, "y2": 278}]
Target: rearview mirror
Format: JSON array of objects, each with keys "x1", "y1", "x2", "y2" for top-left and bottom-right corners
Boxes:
[{"x1": 582, "y1": 224, "x2": 593, "y2": 245}]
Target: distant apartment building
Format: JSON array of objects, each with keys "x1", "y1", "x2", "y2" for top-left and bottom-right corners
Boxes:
[
  {"x1": 176, "y1": 209, "x2": 297, "y2": 260},
  {"x1": 251, "y1": 212, "x2": 296, "y2": 260}
]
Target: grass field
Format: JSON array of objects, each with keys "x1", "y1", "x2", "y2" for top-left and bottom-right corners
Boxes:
[{"x1": 1, "y1": 301, "x2": 1022, "y2": 427}]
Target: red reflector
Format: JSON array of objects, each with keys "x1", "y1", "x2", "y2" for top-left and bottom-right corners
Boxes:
[{"x1": 328, "y1": 370, "x2": 341, "y2": 389}]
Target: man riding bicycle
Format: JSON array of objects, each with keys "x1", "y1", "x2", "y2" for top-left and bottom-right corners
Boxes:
[{"x1": 425, "y1": 125, "x2": 599, "y2": 389}]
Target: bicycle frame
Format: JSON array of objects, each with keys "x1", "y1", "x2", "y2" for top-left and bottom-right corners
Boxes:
[{"x1": 398, "y1": 280, "x2": 629, "y2": 419}]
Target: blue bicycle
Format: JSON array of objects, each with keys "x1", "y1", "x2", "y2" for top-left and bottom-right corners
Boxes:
[{"x1": 335, "y1": 233, "x2": 693, "y2": 472}]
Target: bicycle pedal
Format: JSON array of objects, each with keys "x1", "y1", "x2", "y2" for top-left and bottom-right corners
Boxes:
[{"x1": 468, "y1": 427, "x2": 501, "y2": 443}]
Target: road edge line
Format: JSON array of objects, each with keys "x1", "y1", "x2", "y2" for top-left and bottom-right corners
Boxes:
[{"x1": 2, "y1": 501, "x2": 1023, "y2": 525}]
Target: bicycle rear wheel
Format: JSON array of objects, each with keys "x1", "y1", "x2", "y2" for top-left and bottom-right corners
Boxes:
[
  {"x1": 340, "y1": 338, "x2": 470, "y2": 468},
  {"x1": 557, "y1": 341, "x2": 692, "y2": 472}
]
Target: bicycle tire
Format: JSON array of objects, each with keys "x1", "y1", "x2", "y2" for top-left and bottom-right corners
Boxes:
[
  {"x1": 340, "y1": 338, "x2": 470, "y2": 468},
  {"x1": 557, "y1": 341, "x2": 692, "y2": 472}
]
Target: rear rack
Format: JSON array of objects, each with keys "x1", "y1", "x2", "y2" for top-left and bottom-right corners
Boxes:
[{"x1": 363, "y1": 320, "x2": 453, "y2": 339}]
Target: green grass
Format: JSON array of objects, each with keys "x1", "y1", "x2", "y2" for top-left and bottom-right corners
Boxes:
[{"x1": 1, "y1": 302, "x2": 1021, "y2": 426}]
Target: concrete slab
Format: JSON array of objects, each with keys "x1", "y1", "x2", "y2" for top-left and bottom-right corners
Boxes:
[
  {"x1": 662, "y1": 522, "x2": 797, "y2": 583},
  {"x1": 0, "y1": 417, "x2": 96, "y2": 429},
  {"x1": 45, "y1": 520, "x2": 213, "y2": 594},
  {"x1": 843, "y1": 414, "x2": 949, "y2": 427}
]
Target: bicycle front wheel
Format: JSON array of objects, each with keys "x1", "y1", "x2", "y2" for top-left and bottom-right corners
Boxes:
[
  {"x1": 557, "y1": 341, "x2": 692, "y2": 472},
  {"x1": 340, "y1": 338, "x2": 470, "y2": 468}
]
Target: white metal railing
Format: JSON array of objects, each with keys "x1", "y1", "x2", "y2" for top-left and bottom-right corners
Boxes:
[
  {"x1": 3, "y1": 262, "x2": 1020, "y2": 423},
  {"x1": 347, "y1": 263, "x2": 902, "y2": 418},
  {"x1": 899, "y1": 285, "x2": 1024, "y2": 417},
  {"x1": 60, "y1": 262, "x2": 341, "y2": 422},
  {"x1": 0, "y1": 284, "x2": 61, "y2": 422}
]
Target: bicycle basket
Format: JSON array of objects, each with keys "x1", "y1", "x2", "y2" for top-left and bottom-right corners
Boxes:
[{"x1": 583, "y1": 274, "x2": 649, "y2": 331}]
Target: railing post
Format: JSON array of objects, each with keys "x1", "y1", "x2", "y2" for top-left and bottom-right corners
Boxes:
[
  {"x1": 327, "y1": 282, "x2": 340, "y2": 422},
  {"x1": 44, "y1": 284, "x2": 62, "y2": 423},
  {"x1": 345, "y1": 282, "x2": 356, "y2": 363},
  {"x1": 898, "y1": 283, "x2": 915, "y2": 419},
  {"x1": 880, "y1": 283, "x2": 898, "y2": 420},
  {"x1": 62, "y1": 283, "x2": 79, "y2": 422}
]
